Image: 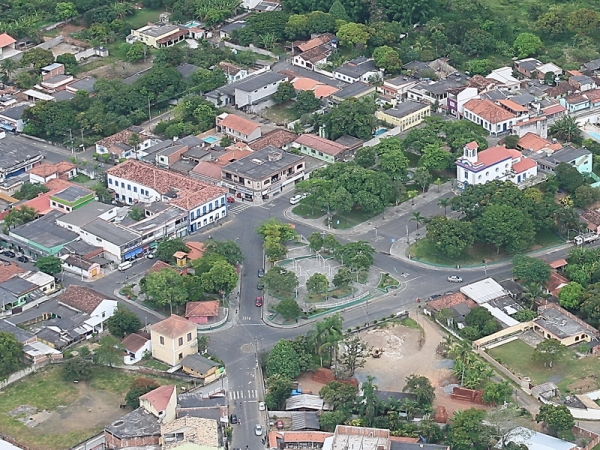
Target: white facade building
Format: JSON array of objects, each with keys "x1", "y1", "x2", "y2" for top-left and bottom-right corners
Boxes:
[{"x1": 456, "y1": 141, "x2": 538, "y2": 188}]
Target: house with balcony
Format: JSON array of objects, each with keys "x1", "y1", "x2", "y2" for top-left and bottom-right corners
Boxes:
[
  {"x1": 218, "y1": 61, "x2": 248, "y2": 83},
  {"x1": 95, "y1": 127, "x2": 160, "y2": 160},
  {"x1": 221, "y1": 146, "x2": 305, "y2": 201},
  {"x1": 216, "y1": 113, "x2": 261, "y2": 143},
  {"x1": 205, "y1": 72, "x2": 287, "y2": 111},
  {"x1": 379, "y1": 76, "x2": 419, "y2": 100},
  {"x1": 28, "y1": 161, "x2": 77, "y2": 184},
  {"x1": 79, "y1": 218, "x2": 142, "y2": 262},
  {"x1": 57, "y1": 285, "x2": 118, "y2": 332},
  {"x1": 40, "y1": 63, "x2": 73, "y2": 91},
  {"x1": 149, "y1": 314, "x2": 198, "y2": 366}
]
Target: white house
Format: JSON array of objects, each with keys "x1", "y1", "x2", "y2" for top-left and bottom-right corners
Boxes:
[
  {"x1": 333, "y1": 57, "x2": 381, "y2": 84},
  {"x1": 218, "y1": 61, "x2": 248, "y2": 83},
  {"x1": 79, "y1": 219, "x2": 142, "y2": 262},
  {"x1": 60, "y1": 254, "x2": 102, "y2": 279},
  {"x1": 447, "y1": 86, "x2": 479, "y2": 118},
  {"x1": 456, "y1": 141, "x2": 538, "y2": 188},
  {"x1": 121, "y1": 333, "x2": 151, "y2": 365},
  {"x1": 234, "y1": 72, "x2": 286, "y2": 109},
  {"x1": 95, "y1": 128, "x2": 160, "y2": 160},
  {"x1": 215, "y1": 113, "x2": 261, "y2": 142},
  {"x1": 463, "y1": 98, "x2": 518, "y2": 136},
  {"x1": 486, "y1": 67, "x2": 520, "y2": 92},
  {"x1": 106, "y1": 159, "x2": 228, "y2": 234},
  {"x1": 57, "y1": 285, "x2": 118, "y2": 332}
]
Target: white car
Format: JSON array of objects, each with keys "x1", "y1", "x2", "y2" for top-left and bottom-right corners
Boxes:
[
  {"x1": 290, "y1": 194, "x2": 303, "y2": 205},
  {"x1": 447, "y1": 275, "x2": 463, "y2": 283},
  {"x1": 258, "y1": 401, "x2": 266, "y2": 411},
  {"x1": 255, "y1": 424, "x2": 263, "y2": 436}
]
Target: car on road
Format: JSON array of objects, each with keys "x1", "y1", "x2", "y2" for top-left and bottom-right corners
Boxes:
[
  {"x1": 257, "y1": 281, "x2": 264, "y2": 290},
  {"x1": 258, "y1": 268, "x2": 264, "y2": 278},
  {"x1": 447, "y1": 275, "x2": 463, "y2": 283},
  {"x1": 428, "y1": 294, "x2": 441, "y2": 300},
  {"x1": 17, "y1": 256, "x2": 29, "y2": 263},
  {"x1": 255, "y1": 296, "x2": 263, "y2": 307},
  {"x1": 227, "y1": 196, "x2": 235, "y2": 203},
  {"x1": 255, "y1": 424, "x2": 263, "y2": 436},
  {"x1": 259, "y1": 401, "x2": 265, "y2": 411},
  {"x1": 230, "y1": 414, "x2": 238, "y2": 424},
  {"x1": 146, "y1": 252, "x2": 155, "y2": 259},
  {"x1": 2, "y1": 251, "x2": 15, "y2": 258},
  {"x1": 289, "y1": 193, "x2": 307, "y2": 205}
]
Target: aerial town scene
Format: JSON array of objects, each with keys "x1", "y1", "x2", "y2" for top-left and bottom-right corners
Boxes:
[{"x1": 3, "y1": 1, "x2": 600, "y2": 450}]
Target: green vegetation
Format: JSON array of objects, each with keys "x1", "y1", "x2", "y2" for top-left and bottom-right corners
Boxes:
[
  {"x1": 377, "y1": 273, "x2": 399, "y2": 291},
  {"x1": 263, "y1": 103, "x2": 301, "y2": 124},
  {"x1": 292, "y1": 203, "x2": 327, "y2": 219}
]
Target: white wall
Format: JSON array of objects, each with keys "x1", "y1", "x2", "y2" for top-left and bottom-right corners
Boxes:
[
  {"x1": 235, "y1": 79, "x2": 283, "y2": 108},
  {"x1": 124, "y1": 340, "x2": 152, "y2": 365},
  {"x1": 78, "y1": 229, "x2": 122, "y2": 261},
  {"x1": 107, "y1": 174, "x2": 160, "y2": 204},
  {"x1": 91, "y1": 299, "x2": 118, "y2": 329}
]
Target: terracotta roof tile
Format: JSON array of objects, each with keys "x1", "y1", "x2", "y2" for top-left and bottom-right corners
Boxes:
[
  {"x1": 517, "y1": 132, "x2": 553, "y2": 151},
  {"x1": 464, "y1": 99, "x2": 516, "y2": 123},
  {"x1": 295, "y1": 134, "x2": 347, "y2": 156},
  {"x1": 542, "y1": 104, "x2": 566, "y2": 115},
  {"x1": 148, "y1": 261, "x2": 178, "y2": 274},
  {"x1": 582, "y1": 209, "x2": 600, "y2": 227},
  {"x1": 96, "y1": 129, "x2": 136, "y2": 147},
  {"x1": 298, "y1": 45, "x2": 331, "y2": 63},
  {"x1": 249, "y1": 129, "x2": 296, "y2": 151},
  {"x1": 465, "y1": 141, "x2": 478, "y2": 150},
  {"x1": 192, "y1": 161, "x2": 222, "y2": 180},
  {"x1": 512, "y1": 157, "x2": 537, "y2": 173},
  {"x1": 498, "y1": 99, "x2": 528, "y2": 112},
  {"x1": 297, "y1": 34, "x2": 333, "y2": 52},
  {"x1": 293, "y1": 77, "x2": 321, "y2": 91},
  {"x1": 45, "y1": 178, "x2": 74, "y2": 191},
  {"x1": 0, "y1": 262, "x2": 26, "y2": 284},
  {"x1": 185, "y1": 300, "x2": 219, "y2": 318},
  {"x1": 140, "y1": 385, "x2": 175, "y2": 412},
  {"x1": 545, "y1": 271, "x2": 569, "y2": 297},
  {"x1": 185, "y1": 241, "x2": 205, "y2": 260},
  {"x1": 121, "y1": 333, "x2": 149, "y2": 352},
  {"x1": 218, "y1": 61, "x2": 243, "y2": 76},
  {"x1": 58, "y1": 285, "x2": 112, "y2": 314},
  {"x1": 150, "y1": 314, "x2": 196, "y2": 338},
  {"x1": 549, "y1": 259, "x2": 567, "y2": 269},
  {"x1": 0, "y1": 33, "x2": 16, "y2": 48},
  {"x1": 29, "y1": 162, "x2": 75, "y2": 178},
  {"x1": 426, "y1": 292, "x2": 477, "y2": 312},
  {"x1": 218, "y1": 114, "x2": 260, "y2": 136},
  {"x1": 313, "y1": 85, "x2": 338, "y2": 98}
]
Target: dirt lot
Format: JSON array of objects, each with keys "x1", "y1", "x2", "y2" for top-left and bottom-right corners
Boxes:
[
  {"x1": 355, "y1": 317, "x2": 489, "y2": 416},
  {"x1": 78, "y1": 59, "x2": 154, "y2": 80}
]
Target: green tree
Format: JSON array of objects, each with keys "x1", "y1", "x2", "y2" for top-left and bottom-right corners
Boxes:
[
  {"x1": 372, "y1": 45, "x2": 402, "y2": 74},
  {"x1": 0, "y1": 59, "x2": 17, "y2": 82},
  {"x1": 144, "y1": 268, "x2": 188, "y2": 309},
  {"x1": 285, "y1": 14, "x2": 309, "y2": 40},
  {"x1": 558, "y1": 281, "x2": 584, "y2": 310},
  {"x1": 419, "y1": 143, "x2": 454, "y2": 171},
  {"x1": 128, "y1": 206, "x2": 145, "y2": 221},
  {"x1": 513, "y1": 32, "x2": 543, "y2": 58},
  {"x1": 336, "y1": 22, "x2": 372, "y2": 47},
  {"x1": 55, "y1": 2, "x2": 78, "y2": 20},
  {"x1": 201, "y1": 260, "x2": 238, "y2": 294},
  {"x1": 329, "y1": 0, "x2": 350, "y2": 21},
  {"x1": 4, "y1": 205, "x2": 37, "y2": 229},
  {"x1": 306, "y1": 272, "x2": 329, "y2": 294},
  {"x1": 20, "y1": 48, "x2": 54, "y2": 70},
  {"x1": 307, "y1": 314, "x2": 344, "y2": 365},
  {"x1": 265, "y1": 374, "x2": 293, "y2": 410},
  {"x1": 125, "y1": 377, "x2": 160, "y2": 408},
  {"x1": 335, "y1": 241, "x2": 375, "y2": 271},
  {"x1": 354, "y1": 146, "x2": 376, "y2": 168},
  {"x1": 126, "y1": 41, "x2": 147, "y2": 62},
  {"x1": 504, "y1": 134, "x2": 519, "y2": 149},
  {"x1": 360, "y1": 376, "x2": 380, "y2": 426},
  {"x1": 338, "y1": 333, "x2": 369, "y2": 376},
  {"x1": 263, "y1": 267, "x2": 299, "y2": 295},
  {"x1": 550, "y1": 116, "x2": 582, "y2": 145},
  {"x1": 204, "y1": 239, "x2": 244, "y2": 265},
  {"x1": 414, "y1": 167, "x2": 432, "y2": 193},
  {"x1": 266, "y1": 339, "x2": 301, "y2": 379},
  {"x1": 554, "y1": 162, "x2": 585, "y2": 193},
  {"x1": 438, "y1": 197, "x2": 451, "y2": 216},
  {"x1": 512, "y1": 255, "x2": 551, "y2": 285},
  {"x1": 447, "y1": 408, "x2": 490, "y2": 450},
  {"x1": 574, "y1": 185, "x2": 600, "y2": 208},
  {"x1": 567, "y1": 9, "x2": 599, "y2": 35},
  {"x1": 275, "y1": 299, "x2": 302, "y2": 320},
  {"x1": 106, "y1": 305, "x2": 142, "y2": 338},
  {"x1": 34, "y1": 256, "x2": 62, "y2": 275},
  {"x1": 273, "y1": 81, "x2": 296, "y2": 104},
  {"x1": 536, "y1": 404, "x2": 574, "y2": 435},
  {"x1": 533, "y1": 338, "x2": 567, "y2": 368},
  {"x1": 475, "y1": 204, "x2": 535, "y2": 254},
  {"x1": 295, "y1": 90, "x2": 321, "y2": 115},
  {"x1": 403, "y1": 374, "x2": 435, "y2": 408},
  {"x1": 426, "y1": 216, "x2": 475, "y2": 258},
  {"x1": 112, "y1": 1, "x2": 133, "y2": 19},
  {"x1": 482, "y1": 380, "x2": 512, "y2": 405},
  {"x1": 322, "y1": 234, "x2": 340, "y2": 253},
  {"x1": 320, "y1": 381, "x2": 358, "y2": 411},
  {"x1": 94, "y1": 335, "x2": 121, "y2": 367},
  {"x1": 319, "y1": 410, "x2": 349, "y2": 432},
  {"x1": 308, "y1": 232, "x2": 324, "y2": 252},
  {"x1": 0, "y1": 332, "x2": 23, "y2": 377},
  {"x1": 93, "y1": 184, "x2": 112, "y2": 204},
  {"x1": 378, "y1": 145, "x2": 409, "y2": 180},
  {"x1": 322, "y1": 97, "x2": 377, "y2": 140},
  {"x1": 332, "y1": 266, "x2": 353, "y2": 288},
  {"x1": 155, "y1": 238, "x2": 189, "y2": 263},
  {"x1": 55, "y1": 53, "x2": 78, "y2": 74},
  {"x1": 63, "y1": 357, "x2": 93, "y2": 382},
  {"x1": 514, "y1": 309, "x2": 537, "y2": 322},
  {"x1": 410, "y1": 211, "x2": 426, "y2": 230}
]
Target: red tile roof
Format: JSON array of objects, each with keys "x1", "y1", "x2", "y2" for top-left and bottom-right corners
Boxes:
[
  {"x1": 460, "y1": 146, "x2": 513, "y2": 169},
  {"x1": 218, "y1": 61, "x2": 243, "y2": 76},
  {"x1": 150, "y1": 314, "x2": 196, "y2": 338},
  {"x1": 549, "y1": 259, "x2": 568, "y2": 269},
  {"x1": 192, "y1": 161, "x2": 222, "y2": 180},
  {"x1": 542, "y1": 104, "x2": 566, "y2": 115},
  {"x1": 293, "y1": 77, "x2": 321, "y2": 91},
  {"x1": 313, "y1": 84, "x2": 338, "y2": 98},
  {"x1": 512, "y1": 156, "x2": 537, "y2": 173},
  {"x1": 0, "y1": 261, "x2": 26, "y2": 284},
  {"x1": 185, "y1": 300, "x2": 219, "y2": 318},
  {"x1": 498, "y1": 99, "x2": 528, "y2": 113},
  {"x1": 121, "y1": 333, "x2": 149, "y2": 352},
  {"x1": 297, "y1": 34, "x2": 333, "y2": 52},
  {"x1": 295, "y1": 134, "x2": 347, "y2": 156},
  {"x1": 581, "y1": 209, "x2": 600, "y2": 227},
  {"x1": 218, "y1": 114, "x2": 260, "y2": 136},
  {"x1": 29, "y1": 162, "x2": 76, "y2": 178},
  {"x1": 426, "y1": 292, "x2": 477, "y2": 313},
  {"x1": 517, "y1": 132, "x2": 557, "y2": 152},
  {"x1": 140, "y1": 385, "x2": 175, "y2": 412},
  {"x1": 58, "y1": 285, "x2": 112, "y2": 314},
  {"x1": 465, "y1": 141, "x2": 478, "y2": 150},
  {"x1": 185, "y1": 241, "x2": 205, "y2": 260},
  {"x1": 96, "y1": 129, "x2": 136, "y2": 147},
  {"x1": 545, "y1": 271, "x2": 569, "y2": 297},
  {"x1": 298, "y1": 45, "x2": 331, "y2": 64},
  {"x1": 464, "y1": 99, "x2": 516, "y2": 123},
  {"x1": 0, "y1": 33, "x2": 16, "y2": 48},
  {"x1": 106, "y1": 160, "x2": 226, "y2": 211},
  {"x1": 45, "y1": 178, "x2": 74, "y2": 191},
  {"x1": 249, "y1": 129, "x2": 296, "y2": 151},
  {"x1": 148, "y1": 260, "x2": 178, "y2": 274}
]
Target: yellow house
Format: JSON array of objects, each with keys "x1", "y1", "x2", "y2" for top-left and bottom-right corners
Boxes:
[
  {"x1": 128, "y1": 24, "x2": 188, "y2": 49},
  {"x1": 533, "y1": 303, "x2": 598, "y2": 347},
  {"x1": 375, "y1": 101, "x2": 431, "y2": 132},
  {"x1": 139, "y1": 385, "x2": 177, "y2": 423},
  {"x1": 181, "y1": 353, "x2": 222, "y2": 382},
  {"x1": 149, "y1": 315, "x2": 198, "y2": 366}
]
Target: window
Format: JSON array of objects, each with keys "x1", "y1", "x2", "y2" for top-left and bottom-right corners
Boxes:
[
  {"x1": 191, "y1": 212, "x2": 195, "y2": 220},
  {"x1": 214, "y1": 201, "x2": 218, "y2": 209},
  {"x1": 102, "y1": 312, "x2": 106, "y2": 318},
  {"x1": 121, "y1": 182, "x2": 125, "y2": 188},
  {"x1": 178, "y1": 353, "x2": 183, "y2": 360},
  {"x1": 127, "y1": 184, "x2": 131, "y2": 190},
  {"x1": 178, "y1": 337, "x2": 183, "y2": 346},
  {"x1": 108, "y1": 178, "x2": 113, "y2": 185},
  {"x1": 203, "y1": 206, "x2": 207, "y2": 214},
  {"x1": 187, "y1": 332, "x2": 192, "y2": 342},
  {"x1": 221, "y1": 198, "x2": 225, "y2": 206},
  {"x1": 133, "y1": 187, "x2": 137, "y2": 193},
  {"x1": 160, "y1": 336, "x2": 165, "y2": 345}
]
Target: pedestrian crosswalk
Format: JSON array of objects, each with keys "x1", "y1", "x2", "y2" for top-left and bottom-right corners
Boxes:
[
  {"x1": 229, "y1": 389, "x2": 258, "y2": 400},
  {"x1": 228, "y1": 203, "x2": 253, "y2": 215}
]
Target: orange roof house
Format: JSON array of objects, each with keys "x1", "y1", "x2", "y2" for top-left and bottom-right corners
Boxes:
[
  {"x1": 139, "y1": 385, "x2": 177, "y2": 422},
  {"x1": 185, "y1": 300, "x2": 220, "y2": 324},
  {"x1": 184, "y1": 241, "x2": 205, "y2": 260}
]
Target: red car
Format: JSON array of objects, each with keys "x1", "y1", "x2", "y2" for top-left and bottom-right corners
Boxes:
[
  {"x1": 255, "y1": 296, "x2": 263, "y2": 307},
  {"x1": 227, "y1": 196, "x2": 235, "y2": 203}
]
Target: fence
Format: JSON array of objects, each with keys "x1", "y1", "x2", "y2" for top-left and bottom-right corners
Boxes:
[
  {"x1": 197, "y1": 308, "x2": 228, "y2": 331},
  {"x1": 35, "y1": 35, "x2": 63, "y2": 50},
  {"x1": 313, "y1": 67, "x2": 334, "y2": 78},
  {"x1": 320, "y1": 290, "x2": 370, "y2": 309},
  {"x1": 0, "y1": 365, "x2": 39, "y2": 390},
  {"x1": 476, "y1": 348, "x2": 530, "y2": 391},
  {"x1": 222, "y1": 42, "x2": 278, "y2": 59},
  {"x1": 575, "y1": 426, "x2": 600, "y2": 450}
]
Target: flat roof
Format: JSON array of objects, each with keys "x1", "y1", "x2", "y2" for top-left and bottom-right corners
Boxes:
[
  {"x1": 383, "y1": 101, "x2": 428, "y2": 118},
  {"x1": 68, "y1": 77, "x2": 96, "y2": 93},
  {"x1": 0, "y1": 135, "x2": 43, "y2": 169},
  {"x1": 0, "y1": 103, "x2": 30, "y2": 121},
  {"x1": 0, "y1": 318, "x2": 34, "y2": 343},
  {"x1": 139, "y1": 24, "x2": 181, "y2": 38},
  {"x1": 51, "y1": 185, "x2": 93, "y2": 203},
  {"x1": 11, "y1": 210, "x2": 79, "y2": 249},
  {"x1": 234, "y1": 71, "x2": 286, "y2": 93},
  {"x1": 0, "y1": 277, "x2": 38, "y2": 295},
  {"x1": 58, "y1": 201, "x2": 114, "y2": 228},
  {"x1": 105, "y1": 407, "x2": 160, "y2": 438},
  {"x1": 223, "y1": 146, "x2": 304, "y2": 181},
  {"x1": 333, "y1": 82, "x2": 373, "y2": 99},
  {"x1": 128, "y1": 207, "x2": 185, "y2": 233},
  {"x1": 534, "y1": 307, "x2": 591, "y2": 339},
  {"x1": 82, "y1": 219, "x2": 140, "y2": 246},
  {"x1": 460, "y1": 277, "x2": 506, "y2": 304}
]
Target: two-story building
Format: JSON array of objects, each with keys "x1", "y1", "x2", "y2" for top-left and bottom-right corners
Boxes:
[
  {"x1": 149, "y1": 314, "x2": 198, "y2": 366},
  {"x1": 95, "y1": 127, "x2": 160, "y2": 160},
  {"x1": 375, "y1": 101, "x2": 431, "y2": 132},
  {"x1": 28, "y1": 161, "x2": 77, "y2": 184},
  {"x1": 329, "y1": 82, "x2": 376, "y2": 105},
  {"x1": 106, "y1": 160, "x2": 228, "y2": 234},
  {"x1": 40, "y1": 63, "x2": 73, "y2": 91},
  {"x1": 0, "y1": 104, "x2": 30, "y2": 133},
  {"x1": 49, "y1": 185, "x2": 95, "y2": 213},
  {"x1": 463, "y1": 98, "x2": 518, "y2": 136},
  {"x1": 10, "y1": 210, "x2": 80, "y2": 257},
  {"x1": 218, "y1": 61, "x2": 248, "y2": 83},
  {"x1": 0, "y1": 132, "x2": 44, "y2": 181},
  {"x1": 379, "y1": 75, "x2": 419, "y2": 100},
  {"x1": 205, "y1": 72, "x2": 287, "y2": 111},
  {"x1": 536, "y1": 146, "x2": 593, "y2": 174},
  {"x1": 215, "y1": 113, "x2": 262, "y2": 143},
  {"x1": 80, "y1": 218, "x2": 142, "y2": 262},
  {"x1": 127, "y1": 24, "x2": 188, "y2": 48},
  {"x1": 293, "y1": 134, "x2": 350, "y2": 163},
  {"x1": 221, "y1": 146, "x2": 305, "y2": 201},
  {"x1": 333, "y1": 57, "x2": 381, "y2": 84}
]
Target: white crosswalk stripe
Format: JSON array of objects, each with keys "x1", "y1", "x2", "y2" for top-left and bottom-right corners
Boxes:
[
  {"x1": 229, "y1": 390, "x2": 258, "y2": 400},
  {"x1": 228, "y1": 204, "x2": 253, "y2": 215}
]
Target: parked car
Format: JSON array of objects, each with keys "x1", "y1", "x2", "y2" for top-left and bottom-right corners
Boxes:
[
  {"x1": 230, "y1": 414, "x2": 238, "y2": 424},
  {"x1": 227, "y1": 196, "x2": 235, "y2": 203},
  {"x1": 17, "y1": 256, "x2": 28, "y2": 263},
  {"x1": 447, "y1": 275, "x2": 463, "y2": 283},
  {"x1": 146, "y1": 252, "x2": 155, "y2": 259},
  {"x1": 276, "y1": 420, "x2": 284, "y2": 429},
  {"x1": 257, "y1": 281, "x2": 264, "y2": 290},
  {"x1": 3, "y1": 251, "x2": 15, "y2": 258},
  {"x1": 255, "y1": 424, "x2": 263, "y2": 436},
  {"x1": 258, "y1": 401, "x2": 265, "y2": 411},
  {"x1": 255, "y1": 296, "x2": 263, "y2": 307},
  {"x1": 290, "y1": 194, "x2": 303, "y2": 205},
  {"x1": 258, "y1": 268, "x2": 264, "y2": 278}
]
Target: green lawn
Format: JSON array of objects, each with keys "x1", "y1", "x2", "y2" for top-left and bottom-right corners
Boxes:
[
  {"x1": 70, "y1": 174, "x2": 91, "y2": 184},
  {"x1": 306, "y1": 286, "x2": 353, "y2": 303},
  {"x1": 263, "y1": 103, "x2": 301, "y2": 125},
  {"x1": 292, "y1": 202, "x2": 326, "y2": 219},
  {"x1": 377, "y1": 273, "x2": 399, "y2": 291},
  {"x1": 409, "y1": 228, "x2": 564, "y2": 266},
  {"x1": 127, "y1": 8, "x2": 164, "y2": 29},
  {"x1": 329, "y1": 208, "x2": 378, "y2": 229},
  {"x1": 488, "y1": 339, "x2": 600, "y2": 393},
  {"x1": 137, "y1": 359, "x2": 171, "y2": 371}
]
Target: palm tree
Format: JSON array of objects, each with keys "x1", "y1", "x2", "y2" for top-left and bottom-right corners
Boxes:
[
  {"x1": 360, "y1": 376, "x2": 380, "y2": 426},
  {"x1": 1, "y1": 58, "x2": 17, "y2": 81},
  {"x1": 549, "y1": 115, "x2": 582, "y2": 143},
  {"x1": 307, "y1": 314, "x2": 344, "y2": 365},
  {"x1": 112, "y1": 2, "x2": 133, "y2": 20},
  {"x1": 438, "y1": 198, "x2": 451, "y2": 216},
  {"x1": 410, "y1": 211, "x2": 426, "y2": 229},
  {"x1": 413, "y1": 36, "x2": 433, "y2": 55},
  {"x1": 522, "y1": 283, "x2": 548, "y2": 309},
  {"x1": 426, "y1": 17, "x2": 444, "y2": 34},
  {"x1": 258, "y1": 32, "x2": 279, "y2": 50}
]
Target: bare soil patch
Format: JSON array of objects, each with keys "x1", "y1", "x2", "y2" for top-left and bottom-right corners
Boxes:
[
  {"x1": 79, "y1": 59, "x2": 153, "y2": 80},
  {"x1": 297, "y1": 372, "x2": 326, "y2": 395}
]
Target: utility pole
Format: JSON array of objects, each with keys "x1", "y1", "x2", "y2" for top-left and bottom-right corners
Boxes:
[
  {"x1": 148, "y1": 96, "x2": 152, "y2": 121},
  {"x1": 68, "y1": 128, "x2": 74, "y2": 154}
]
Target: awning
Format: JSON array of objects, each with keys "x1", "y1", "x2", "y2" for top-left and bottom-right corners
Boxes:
[{"x1": 123, "y1": 247, "x2": 143, "y2": 259}]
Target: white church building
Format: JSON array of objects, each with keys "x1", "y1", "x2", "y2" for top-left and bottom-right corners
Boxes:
[{"x1": 456, "y1": 141, "x2": 538, "y2": 189}]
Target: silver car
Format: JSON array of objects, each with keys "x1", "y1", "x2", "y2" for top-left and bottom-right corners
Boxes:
[{"x1": 255, "y1": 424, "x2": 263, "y2": 436}]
